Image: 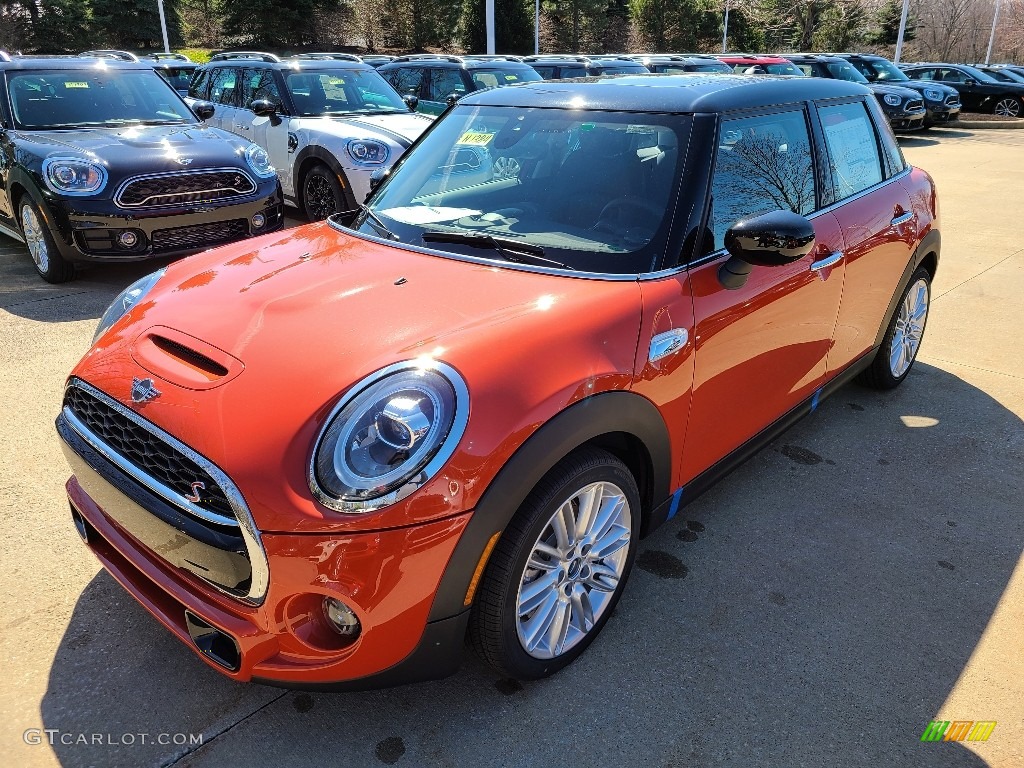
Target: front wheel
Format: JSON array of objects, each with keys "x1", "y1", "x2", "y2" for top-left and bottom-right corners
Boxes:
[
  {"x1": 993, "y1": 96, "x2": 1022, "y2": 118},
  {"x1": 20, "y1": 198, "x2": 73, "y2": 283},
  {"x1": 302, "y1": 163, "x2": 350, "y2": 221},
  {"x1": 469, "y1": 447, "x2": 640, "y2": 680},
  {"x1": 858, "y1": 267, "x2": 931, "y2": 389}
]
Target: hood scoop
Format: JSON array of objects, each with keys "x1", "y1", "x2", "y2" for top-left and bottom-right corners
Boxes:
[{"x1": 131, "y1": 326, "x2": 244, "y2": 390}]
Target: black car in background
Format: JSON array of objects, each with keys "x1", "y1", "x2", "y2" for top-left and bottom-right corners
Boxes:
[
  {"x1": 0, "y1": 57, "x2": 282, "y2": 282},
  {"x1": 975, "y1": 65, "x2": 1024, "y2": 85},
  {"x1": 522, "y1": 55, "x2": 649, "y2": 79},
  {"x1": 144, "y1": 53, "x2": 199, "y2": 96},
  {"x1": 901, "y1": 63, "x2": 1024, "y2": 117},
  {"x1": 832, "y1": 53, "x2": 960, "y2": 127},
  {"x1": 629, "y1": 54, "x2": 732, "y2": 73},
  {"x1": 783, "y1": 53, "x2": 926, "y2": 131}
]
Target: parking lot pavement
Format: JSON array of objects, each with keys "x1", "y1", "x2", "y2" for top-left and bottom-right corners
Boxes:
[{"x1": 2, "y1": 131, "x2": 1022, "y2": 768}]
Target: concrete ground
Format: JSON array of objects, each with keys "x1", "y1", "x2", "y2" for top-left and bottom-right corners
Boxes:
[{"x1": 1, "y1": 129, "x2": 1022, "y2": 768}]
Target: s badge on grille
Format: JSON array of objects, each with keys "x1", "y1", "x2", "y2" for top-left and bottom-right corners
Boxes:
[
  {"x1": 184, "y1": 481, "x2": 206, "y2": 503},
  {"x1": 131, "y1": 377, "x2": 161, "y2": 404}
]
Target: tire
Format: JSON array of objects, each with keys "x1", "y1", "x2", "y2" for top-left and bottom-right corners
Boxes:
[
  {"x1": 301, "y1": 163, "x2": 350, "y2": 221},
  {"x1": 993, "y1": 96, "x2": 1022, "y2": 118},
  {"x1": 857, "y1": 266, "x2": 931, "y2": 390},
  {"x1": 19, "y1": 197, "x2": 74, "y2": 283},
  {"x1": 468, "y1": 447, "x2": 641, "y2": 680}
]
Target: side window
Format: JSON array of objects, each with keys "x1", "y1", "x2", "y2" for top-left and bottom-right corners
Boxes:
[
  {"x1": 531, "y1": 65, "x2": 555, "y2": 78},
  {"x1": 427, "y1": 68, "x2": 466, "y2": 101},
  {"x1": 383, "y1": 67, "x2": 424, "y2": 98},
  {"x1": 911, "y1": 68, "x2": 936, "y2": 81},
  {"x1": 561, "y1": 66, "x2": 586, "y2": 78},
  {"x1": 818, "y1": 101, "x2": 884, "y2": 200},
  {"x1": 188, "y1": 68, "x2": 210, "y2": 99},
  {"x1": 795, "y1": 64, "x2": 814, "y2": 76},
  {"x1": 240, "y1": 68, "x2": 283, "y2": 110},
  {"x1": 208, "y1": 68, "x2": 238, "y2": 106},
  {"x1": 864, "y1": 97, "x2": 907, "y2": 178},
  {"x1": 706, "y1": 109, "x2": 816, "y2": 253}
]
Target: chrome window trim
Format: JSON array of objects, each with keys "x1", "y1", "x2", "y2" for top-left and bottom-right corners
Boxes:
[
  {"x1": 114, "y1": 167, "x2": 258, "y2": 209},
  {"x1": 308, "y1": 359, "x2": 471, "y2": 514},
  {"x1": 63, "y1": 378, "x2": 270, "y2": 605}
]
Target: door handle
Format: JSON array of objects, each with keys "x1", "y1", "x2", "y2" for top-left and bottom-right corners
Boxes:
[
  {"x1": 810, "y1": 251, "x2": 843, "y2": 272},
  {"x1": 649, "y1": 328, "x2": 689, "y2": 363},
  {"x1": 891, "y1": 211, "x2": 913, "y2": 226},
  {"x1": 235, "y1": 123, "x2": 250, "y2": 131}
]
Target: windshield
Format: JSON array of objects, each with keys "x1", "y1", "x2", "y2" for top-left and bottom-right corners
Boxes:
[
  {"x1": 987, "y1": 68, "x2": 1024, "y2": 83},
  {"x1": 355, "y1": 105, "x2": 688, "y2": 274},
  {"x1": 853, "y1": 58, "x2": 909, "y2": 82},
  {"x1": 596, "y1": 65, "x2": 649, "y2": 75},
  {"x1": 8, "y1": 68, "x2": 194, "y2": 130},
  {"x1": 284, "y1": 69, "x2": 408, "y2": 116},
  {"x1": 959, "y1": 65, "x2": 998, "y2": 82},
  {"x1": 155, "y1": 66, "x2": 197, "y2": 92},
  {"x1": 468, "y1": 67, "x2": 542, "y2": 90},
  {"x1": 825, "y1": 62, "x2": 869, "y2": 83},
  {"x1": 732, "y1": 62, "x2": 803, "y2": 76}
]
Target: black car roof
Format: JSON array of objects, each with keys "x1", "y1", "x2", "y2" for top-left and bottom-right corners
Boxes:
[
  {"x1": 458, "y1": 73, "x2": 869, "y2": 112},
  {"x1": 380, "y1": 57, "x2": 536, "y2": 70},
  {"x1": 783, "y1": 53, "x2": 847, "y2": 63},
  {"x1": 831, "y1": 53, "x2": 887, "y2": 60},
  {"x1": 0, "y1": 57, "x2": 152, "y2": 71}
]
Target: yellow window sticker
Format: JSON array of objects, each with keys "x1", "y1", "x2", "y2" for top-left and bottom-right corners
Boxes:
[
  {"x1": 456, "y1": 132, "x2": 494, "y2": 146},
  {"x1": 64, "y1": 81, "x2": 90, "y2": 89},
  {"x1": 328, "y1": 78, "x2": 346, "y2": 86},
  {"x1": 504, "y1": 75, "x2": 519, "y2": 81}
]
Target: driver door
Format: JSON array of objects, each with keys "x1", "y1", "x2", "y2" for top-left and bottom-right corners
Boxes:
[{"x1": 238, "y1": 68, "x2": 294, "y2": 196}]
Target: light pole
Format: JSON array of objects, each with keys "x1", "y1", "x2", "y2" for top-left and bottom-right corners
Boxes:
[
  {"x1": 722, "y1": 0, "x2": 730, "y2": 54},
  {"x1": 535, "y1": 0, "x2": 540, "y2": 54},
  {"x1": 985, "y1": 0, "x2": 1003, "y2": 65},
  {"x1": 156, "y1": 0, "x2": 171, "y2": 54},
  {"x1": 894, "y1": 0, "x2": 910, "y2": 64},
  {"x1": 486, "y1": 0, "x2": 495, "y2": 54}
]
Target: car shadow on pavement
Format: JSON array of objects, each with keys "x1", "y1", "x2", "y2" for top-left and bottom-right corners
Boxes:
[{"x1": 40, "y1": 362, "x2": 1019, "y2": 767}]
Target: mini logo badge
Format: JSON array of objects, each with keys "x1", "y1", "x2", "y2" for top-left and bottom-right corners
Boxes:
[
  {"x1": 184, "y1": 481, "x2": 206, "y2": 503},
  {"x1": 176, "y1": 157, "x2": 194, "y2": 165},
  {"x1": 130, "y1": 377, "x2": 161, "y2": 404}
]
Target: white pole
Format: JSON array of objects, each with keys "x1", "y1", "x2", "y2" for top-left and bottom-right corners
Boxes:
[
  {"x1": 722, "y1": 0, "x2": 730, "y2": 53},
  {"x1": 894, "y1": 0, "x2": 910, "y2": 64},
  {"x1": 156, "y1": 0, "x2": 170, "y2": 53},
  {"x1": 535, "y1": 0, "x2": 540, "y2": 55},
  {"x1": 486, "y1": 0, "x2": 496, "y2": 54},
  {"x1": 985, "y1": 0, "x2": 1003, "y2": 65}
]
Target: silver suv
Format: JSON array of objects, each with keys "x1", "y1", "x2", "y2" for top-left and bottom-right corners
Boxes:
[{"x1": 187, "y1": 52, "x2": 432, "y2": 220}]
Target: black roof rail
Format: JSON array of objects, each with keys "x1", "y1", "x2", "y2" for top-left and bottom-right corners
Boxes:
[
  {"x1": 290, "y1": 52, "x2": 363, "y2": 62},
  {"x1": 80, "y1": 49, "x2": 140, "y2": 62},
  {"x1": 209, "y1": 51, "x2": 281, "y2": 62},
  {"x1": 390, "y1": 54, "x2": 463, "y2": 63},
  {"x1": 146, "y1": 52, "x2": 192, "y2": 62},
  {"x1": 461, "y1": 54, "x2": 524, "y2": 62},
  {"x1": 523, "y1": 54, "x2": 589, "y2": 62}
]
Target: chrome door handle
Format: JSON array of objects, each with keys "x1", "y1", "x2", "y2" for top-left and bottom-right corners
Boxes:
[
  {"x1": 891, "y1": 211, "x2": 913, "y2": 226},
  {"x1": 810, "y1": 251, "x2": 844, "y2": 271},
  {"x1": 649, "y1": 328, "x2": 689, "y2": 363}
]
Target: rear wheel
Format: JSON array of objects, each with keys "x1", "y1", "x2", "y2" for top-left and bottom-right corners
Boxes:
[
  {"x1": 301, "y1": 163, "x2": 350, "y2": 221},
  {"x1": 469, "y1": 447, "x2": 640, "y2": 679},
  {"x1": 858, "y1": 267, "x2": 931, "y2": 389},
  {"x1": 20, "y1": 197, "x2": 73, "y2": 283},
  {"x1": 993, "y1": 96, "x2": 1022, "y2": 117}
]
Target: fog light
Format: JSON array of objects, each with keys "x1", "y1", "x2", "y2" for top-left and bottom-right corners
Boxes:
[
  {"x1": 118, "y1": 230, "x2": 139, "y2": 248},
  {"x1": 251, "y1": 212, "x2": 266, "y2": 230},
  {"x1": 323, "y1": 597, "x2": 361, "y2": 637}
]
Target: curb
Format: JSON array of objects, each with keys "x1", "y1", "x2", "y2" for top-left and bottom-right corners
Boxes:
[{"x1": 953, "y1": 119, "x2": 1024, "y2": 129}]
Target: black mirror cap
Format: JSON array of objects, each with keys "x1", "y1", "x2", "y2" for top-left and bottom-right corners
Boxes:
[
  {"x1": 193, "y1": 101, "x2": 216, "y2": 120},
  {"x1": 250, "y1": 98, "x2": 278, "y2": 117},
  {"x1": 724, "y1": 209, "x2": 815, "y2": 268},
  {"x1": 402, "y1": 94, "x2": 419, "y2": 111},
  {"x1": 368, "y1": 166, "x2": 390, "y2": 193},
  {"x1": 446, "y1": 93, "x2": 460, "y2": 108}
]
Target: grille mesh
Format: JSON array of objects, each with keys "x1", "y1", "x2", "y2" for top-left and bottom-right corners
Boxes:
[
  {"x1": 117, "y1": 171, "x2": 256, "y2": 208},
  {"x1": 151, "y1": 219, "x2": 248, "y2": 252},
  {"x1": 64, "y1": 385, "x2": 236, "y2": 523}
]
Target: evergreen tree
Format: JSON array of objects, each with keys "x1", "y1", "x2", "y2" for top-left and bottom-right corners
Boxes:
[
  {"x1": 629, "y1": 0, "x2": 720, "y2": 52},
  {"x1": 91, "y1": 0, "x2": 183, "y2": 49},
  {"x1": 220, "y1": 0, "x2": 335, "y2": 48},
  {"x1": 870, "y1": 0, "x2": 913, "y2": 46},
  {"x1": 542, "y1": 0, "x2": 608, "y2": 52},
  {"x1": 31, "y1": 0, "x2": 92, "y2": 53},
  {"x1": 460, "y1": 0, "x2": 533, "y2": 53}
]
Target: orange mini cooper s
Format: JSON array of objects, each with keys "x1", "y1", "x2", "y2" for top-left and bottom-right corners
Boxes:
[{"x1": 58, "y1": 74, "x2": 939, "y2": 688}]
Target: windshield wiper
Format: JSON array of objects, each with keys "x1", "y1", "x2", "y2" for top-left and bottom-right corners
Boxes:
[
  {"x1": 358, "y1": 204, "x2": 398, "y2": 240},
  {"x1": 421, "y1": 231, "x2": 575, "y2": 271}
]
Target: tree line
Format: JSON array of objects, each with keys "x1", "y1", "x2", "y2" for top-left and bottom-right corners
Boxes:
[{"x1": 0, "y1": 0, "x2": 1021, "y2": 64}]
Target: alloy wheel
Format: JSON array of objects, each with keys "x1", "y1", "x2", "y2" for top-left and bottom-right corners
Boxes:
[
  {"x1": 515, "y1": 481, "x2": 631, "y2": 660},
  {"x1": 493, "y1": 155, "x2": 521, "y2": 180},
  {"x1": 889, "y1": 277, "x2": 929, "y2": 378},
  {"x1": 21, "y1": 205, "x2": 49, "y2": 273},
  {"x1": 994, "y1": 98, "x2": 1021, "y2": 117},
  {"x1": 305, "y1": 175, "x2": 339, "y2": 220}
]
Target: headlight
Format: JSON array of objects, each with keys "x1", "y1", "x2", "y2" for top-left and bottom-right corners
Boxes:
[
  {"x1": 244, "y1": 144, "x2": 276, "y2": 178},
  {"x1": 924, "y1": 88, "x2": 943, "y2": 101},
  {"x1": 93, "y1": 268, "x2": 165, "y2": 343},
  {"x1": 883, "y1": 94, "x2": 902, "y2": 107},
  {"x1": 310, "y1": 360, "x2": 469, "y2": 513},
  {"x1": 346, "y1": 139, "x2": 389, "y2": 165},
  {"x1": 42, "y1": 157, "x2": 107, "y2": 195}
]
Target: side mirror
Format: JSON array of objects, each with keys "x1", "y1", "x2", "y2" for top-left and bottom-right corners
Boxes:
[
  {"x1": 367, "y1": 167, "x2": 390, "y2": 198},
  {"x1": 402, "y1": 94, "x2": 419, "y2": 111},
  {"x1": 446, "y1": 93, "x2": 460, "y2": 108},
  {"x1": 964, "y1": 77, "x2": 977, "y2": 86},
  {"x1": 192, "y1": 101, "x2": 215, "y2": 121},
  {"x1": 250, "y1": 99, "x2": 278, "y2": 117},
  {"x1": 718, "y1": 209, "x2": 815, "y2": 290}
]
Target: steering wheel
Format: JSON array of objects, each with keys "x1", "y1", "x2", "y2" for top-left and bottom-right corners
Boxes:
[{"x1": 593, "y1": 197, "x2": 664, "y2": 230}]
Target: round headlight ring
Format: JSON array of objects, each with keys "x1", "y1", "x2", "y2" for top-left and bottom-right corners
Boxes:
[
  {"x1": 924, "y1": 88, "x2": 942, "y2": 102},
  {"x1": 244, "y1": 143, "x2": 276, "y2": 178},
  {"x1": 884, "y1": 94, "x2": 902, "y2": 107},
  {"x1": 42, "y1": 157, "x2": 108, "y2": 195},
  {"x1": 309, "y1": 360, "x2": 470, "y2": 514}
]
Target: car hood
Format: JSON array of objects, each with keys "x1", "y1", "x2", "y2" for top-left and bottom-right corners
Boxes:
[
  {"x1": 12, "y1": 124, "x2": 251, "y2": 170},
  {"x1": 293, "y1": 111, "x2": 432, "y2": 147},
  {"x1": 867, "y1": 83, "x2": 925, "y2": 99},
  {"x1": 888, "y1": 80, "x2": 958, "y2": 99}
]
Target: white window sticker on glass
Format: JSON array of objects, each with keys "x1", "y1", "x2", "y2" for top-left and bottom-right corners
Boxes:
[{"x1": 819, "y1": 102, "x2": 883, "y2": 201}]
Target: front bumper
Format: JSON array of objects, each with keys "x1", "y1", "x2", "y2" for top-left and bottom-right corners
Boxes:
[
  {"x1": 924, "y1": 104, "x2": 961, "y2": 125},
  {"x1": 886, "y1": 109, "x2": 927, "y2": 132},
  {"x1": 42, "y1": 184, "x2": 284, "y2": 264},
  {"x1": 58, "y1": 408, "x2": 472, "y2": 687}
]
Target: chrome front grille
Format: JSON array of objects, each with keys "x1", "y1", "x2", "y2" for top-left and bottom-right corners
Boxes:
[
  {"x1": 906, "y1": 100, "x2": 924, "y2": 112},
  {"x1": 946, "y1": 95, "x2": 961, "y2": 106},
  {"x1": 115, "y1": 169, "x2": 257, "y2": 209}
]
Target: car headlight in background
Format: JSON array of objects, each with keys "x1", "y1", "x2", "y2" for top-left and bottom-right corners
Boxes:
[
  {"x1": 346, "y1": 139, "x2": 389, "y2": 165},
  {"x1": 310, "y1": 360, "x2": 469, "y2": 513},
  {"x1": 42, "y1": 157, "x2": 107, "y2": 196},
  {"x1": 244, "y1": 144, "x2": 276, "y2": 178},
  {"x1": 883, "y1": 94, "x2": 902, "y2": 107},
  {"x1": 93, "y1": 268, "x2": 166, "y2": 343},
  {"x1": 924, "y1": 88, "x2": 943, "y2": 101}
]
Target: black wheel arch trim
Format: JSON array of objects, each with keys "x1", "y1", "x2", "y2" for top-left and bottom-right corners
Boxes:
[
  {"x1": 426, "y1": 390, "x2": 672, "y2": 623},
  {"x1": 873, "y1": 227, "x2": 940, "y2": 349},
  {"x1": 293, "y1": 146, "x2": 356, "y2": 210}
]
